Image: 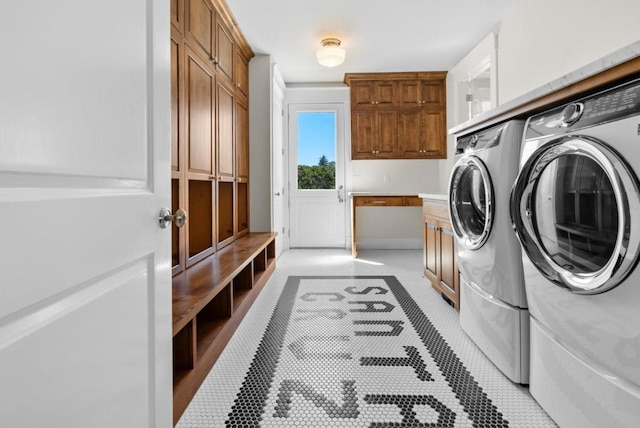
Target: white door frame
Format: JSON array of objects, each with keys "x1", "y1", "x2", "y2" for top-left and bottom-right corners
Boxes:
[
  {"x1": 286, "y1": 101, "x2": 348, "y2": 248},
  {"x1": 271, "y1": 64, "x2": 286, "y2": 257}
]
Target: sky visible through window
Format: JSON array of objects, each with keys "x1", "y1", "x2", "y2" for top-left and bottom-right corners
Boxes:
[{"x1": 297, "y1": 111, "x2": 336, "y2": 166}]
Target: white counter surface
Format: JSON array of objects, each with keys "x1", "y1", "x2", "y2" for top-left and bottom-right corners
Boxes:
[
  {"x1": 449, "y1": 41, "x2": 640, "y2": 136},
  {"x1": 418, "y1": 193, "x2": 448, "y2": 201}
]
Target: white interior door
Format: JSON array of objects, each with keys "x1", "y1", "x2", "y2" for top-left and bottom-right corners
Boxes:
[
  {"x1": 272, "y1": 67, "x2": 286, "y2": 256},
  {"x1": 0, "y1": 2, "x2": 172, "y2": 427},
  {"x1": 288, "y1": 103, "x2": 346, "y2": 248}
]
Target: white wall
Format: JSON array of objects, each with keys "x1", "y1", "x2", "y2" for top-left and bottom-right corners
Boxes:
[
  {"x1": 439, "y1": 33, "x2": 498, "y2": 194},
  {"x1": 439, "y1": 0, "x2": 640, "y2": 193},
  {"x1": 498, "y1": 0, "x2": 640, "y2": 103},
  {"x1": 249, "y1": 55, "x2": 273, "y2": 231},
  {"x1": 284, "y1": 85, "x2": 440, "y2": 249}
]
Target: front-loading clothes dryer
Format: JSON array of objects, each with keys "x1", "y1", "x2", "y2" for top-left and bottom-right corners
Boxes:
[
  {"x1": 449, "y1": 120, "x2": 529, "y2": 384},
  {"x1": 511, "y1": 78, "x2": 640, "y2": 428}
]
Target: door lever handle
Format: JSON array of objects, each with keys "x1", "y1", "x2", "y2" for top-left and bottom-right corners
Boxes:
[{"x1": 337, "y1": 185, "x2": 344, "y2": 203}]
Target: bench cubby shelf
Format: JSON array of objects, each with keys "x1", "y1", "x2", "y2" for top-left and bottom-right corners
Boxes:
[{"x1": 172, "y1": 232, "x2": 277, "y2": 424}]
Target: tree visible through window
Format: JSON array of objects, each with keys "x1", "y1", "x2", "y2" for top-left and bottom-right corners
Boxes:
[{"x1": 297, "y1": 112, "x2": 336, "y2": 190}]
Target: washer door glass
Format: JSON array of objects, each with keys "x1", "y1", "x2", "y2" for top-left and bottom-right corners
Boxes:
[
  {"x1": 449, "y1": 156, "x2": 493, "y2": 250},
  {"x1": 510, "y1": 136, "x2": 640, "y2": 293}
]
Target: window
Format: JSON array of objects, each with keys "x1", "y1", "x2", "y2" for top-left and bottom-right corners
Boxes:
[{"x1": 296, "y1": 111, "x2": 336, "y2": 190}]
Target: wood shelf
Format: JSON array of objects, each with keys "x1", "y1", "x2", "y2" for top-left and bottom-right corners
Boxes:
[{"x1": 172, "y1": 232, "x2": 277, "y2": 424}]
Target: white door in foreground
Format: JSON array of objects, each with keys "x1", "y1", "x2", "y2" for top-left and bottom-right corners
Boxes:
[
  {"x1": 0, "y1": 1, "x2": 172, "y2": 427},
  {"x1": 288, "y1": 104, "x2": 346, "y2": 248}
]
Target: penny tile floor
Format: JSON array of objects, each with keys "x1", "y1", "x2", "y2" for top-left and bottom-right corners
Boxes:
[{"x1": 177, "y1": 249, "x2": 557, "y2": 428}]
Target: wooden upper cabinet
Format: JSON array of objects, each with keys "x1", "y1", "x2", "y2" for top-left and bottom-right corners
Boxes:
[
  {"x1": 217, "y1": 80, "x2": 235, "y2": 181},
  {"x1": 186, "y1": 47, "x2": 215, "y2": 177},
  {"x1": 185, "y1": 0, "x2": 215, "y2": 63},
  {"x1": 345, "y1": 72, "x2": 447, "y2": 160},
  {"x1": 351, "y1": 80, "x2": 396, "y2": 109},
  {"x1": 171, "y1": 0, "x2": 184, "y2": 32},
  {"x1": 398, "y1": 109, "x2": 446, "y2": 158},
  {"x1": 352, "y1": 110, "x2": 396, "y2": 159},
  {"x1": 235, "y1": 99, "x2": 249, "y2": 181},
  {"x1": 398, "y1": 80, "x2": 445, "y2": 107},
  {"x1": 215, "y1": 17, "x2": 234, "y2": 82},
  {"x1": 234, "y1": 49, "x2": 249, "y2": 99}
]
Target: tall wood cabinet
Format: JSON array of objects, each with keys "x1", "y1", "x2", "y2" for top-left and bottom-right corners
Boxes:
[
  {"x1": 344, "y1": 72, "x2": 447, "y2": 160},
  {"x1": 171, "y1": 0, "x2": 269, "y2": 423},
  {"x1": 172, "y1": 0, "x2": 254, "y2": 272}
]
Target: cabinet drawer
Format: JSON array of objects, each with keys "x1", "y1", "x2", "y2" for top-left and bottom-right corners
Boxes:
[{"x1": 355, "y1": 196, "x2": 404, "y2": 206}]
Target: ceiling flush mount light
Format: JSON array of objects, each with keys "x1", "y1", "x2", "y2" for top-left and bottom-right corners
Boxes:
[{"x1": 316, "y1": 38, "x2": 346, "y2": 67}]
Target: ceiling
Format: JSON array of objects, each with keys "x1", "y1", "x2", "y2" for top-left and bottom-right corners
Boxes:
[{"x1": 225, "y1": 0, "x2": 520, "y2": 84}]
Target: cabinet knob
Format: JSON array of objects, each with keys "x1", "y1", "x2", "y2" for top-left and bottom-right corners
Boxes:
[
  {"x1": 371, "y1": 101, "x2": 375, "y2": 104},
  {"x1": 212, "y1": 56, "x2": 219, "y2": 65},
  {"x1": 209, "y1": 175, "x2": 215, "y2": 180}
]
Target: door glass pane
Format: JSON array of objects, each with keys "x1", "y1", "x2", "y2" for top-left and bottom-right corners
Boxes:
[
  {"x1": 297, "y1": 111, "x2": 336, "y2": 190},
  {"x1": 534, "y1": 154, "x2": 618, "y2": 273},
  {"x1": 455, "y1": 166, "x2": 487, "y2": 238}
]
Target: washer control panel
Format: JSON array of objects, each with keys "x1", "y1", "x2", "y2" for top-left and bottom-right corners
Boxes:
[{"x1": 526, "y1": 78, "x2": 640, "y2": 138}]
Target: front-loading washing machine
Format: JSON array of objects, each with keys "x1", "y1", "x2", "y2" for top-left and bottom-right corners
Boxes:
[
  {"x1": 511, "y1": 78, "x2": 640, "y2": 427},
  {"x1": 449, "y1": 120, "x2": 529, "y2": 384}
]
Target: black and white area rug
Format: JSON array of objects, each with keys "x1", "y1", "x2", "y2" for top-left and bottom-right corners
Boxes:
[{"x1": 178, "y1": 272, "x2": 556, "y2": 428}]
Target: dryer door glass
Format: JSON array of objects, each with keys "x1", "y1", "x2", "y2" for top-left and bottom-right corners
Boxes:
[
  {"x1": 533, "y1": 154, "x2": 617, "y2": 273},
  {"x1": 511, "y1": 136, "x2": 640, "y2": 293},
  {"x1": 449, "y1": 156, "x2": 493, "y2": 250}
]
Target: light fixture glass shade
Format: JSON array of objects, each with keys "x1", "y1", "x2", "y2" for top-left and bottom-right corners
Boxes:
[{"x1": 316, "y1": 38, "x2": 345, "y2": 67}]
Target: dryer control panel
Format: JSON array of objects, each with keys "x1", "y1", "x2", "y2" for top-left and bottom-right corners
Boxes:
[{"x1": 526, "y1": 78, "x2": 640, "y2": 138}]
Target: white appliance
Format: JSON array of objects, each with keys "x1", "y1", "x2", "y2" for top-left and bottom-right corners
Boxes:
[
  {"x1": 449, "y1": 121, "x2": 529, "y2": 383},
  {"x1": 510, "y1": 78, "x2": 640, "y2": 427}
]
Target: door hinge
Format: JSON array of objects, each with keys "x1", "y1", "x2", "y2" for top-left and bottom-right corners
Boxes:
[{"x1": 282, "y1": 227, "x2": 285, "y2": 234}]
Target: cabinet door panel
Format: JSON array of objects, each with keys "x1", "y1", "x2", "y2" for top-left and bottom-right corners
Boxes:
[
  {"x1": 422, "y1": 110, "x2": 446, "y2": 157},
  {"x1": 171, "y1": 0, "x2": 184, "y2": 32},
  {"x1": 439, "y1": 220, "x2": 458, "y2": 309},
  {"x1": 235, "y1": 50, "x2": 249, "y2": 98},
  {"x1": 352, "y1": 81, "x2": 376, "y2": 108},
  {"x1": 216, "y1": 18, "x2": 234, "y2": 82},
  {"x1": 217, "y1": 81, "x2": 234, "y2": 179},
  {"x1": 376, "y1": 81, "x2": 396, "y2": 107},
  {"x1": 377, "y1": 110, "x2": 397, "y2": 156},
  {"x1": 235, "y1": 100, "x2": 249, "y2": 180},
  {"x1": 398, "y1": 80, "x2": 421, "y2": 107},
  {"x1": 425, "y1": 219, "x2": 438, "y2": 281},
  {"x1": 397, "y1": 109, "x2": 421, "y2": 157},
  {"x1": 171, "y1": 34, "x2": 182, "y2": 172},
  {"x1": 185, "y1": 0, "x2": 213, "y2": 61},
  {"x1": 186, "y1": 50, "x2": 214, "y2": 175},
  {"x1": 352, "y1": 110, "x2": 375, "y2": 157},
  {"x1": 421, "y1": 81, "x2": 445, "y2": 106}
]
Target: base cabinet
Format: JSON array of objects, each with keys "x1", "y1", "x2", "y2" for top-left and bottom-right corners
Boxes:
[{"x1": 422, "y1": 197, "x2": 459, "y2": 310}]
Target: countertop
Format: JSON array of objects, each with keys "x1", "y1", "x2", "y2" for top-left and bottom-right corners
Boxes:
[
  {"x1": 418, "y1": 193, "x2": 448, "y2": 201},
  {"x1": 449, "y1": 40, "x2": 640, "y2": 136}
]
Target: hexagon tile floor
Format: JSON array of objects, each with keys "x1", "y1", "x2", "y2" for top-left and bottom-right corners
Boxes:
[{"x1": 177, "y1": 249, "x2": 557, "y2": 428}]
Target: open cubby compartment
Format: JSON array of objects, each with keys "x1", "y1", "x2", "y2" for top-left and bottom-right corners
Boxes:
[
  {"x1": 188, "y1": 179, "x2": 214, "y2": 259},
  {"x1": 253, "y1": 248, "x2": 267, "y2": 273},
  {"x1": 266, "y1": 239, "x2": 276, "y2": 262},
  {"x1": 195, "y1": 283, "x2": 232, "y2": 361},
  {"x1": 173, "y1": 319, "x2": 196, "y2": 386},
  {"x1": 232, "y1": 263, "x2": 253, "y2": 313},
  {"x1": 236, "y1": 182, "x2": 248, "y2": 235},
  {"x1": 218, "y1": 181, "x2": 235, "y2": 246}
]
